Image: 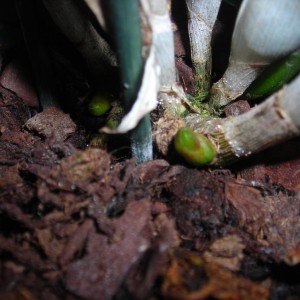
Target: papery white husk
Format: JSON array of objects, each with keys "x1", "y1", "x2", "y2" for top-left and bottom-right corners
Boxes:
[
  {"x1": 83, "y1": 0, "x2": 107, "y2": 31},
  {"x1": 102, "y1": 0, "x2": 188, "y2": 134},
  {"x1": 101, "y1": 45, "x2": 161, "y2": 134},
  {"x1": 210, "y1": 0, "x2": 300, "y2": 108},
  {"x1": 143, "y1": 0, "x2": 176, "y2": 87}
]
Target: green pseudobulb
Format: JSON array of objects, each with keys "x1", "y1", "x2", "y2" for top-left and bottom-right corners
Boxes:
[
  {"x1": 174, "y1": 127, "x2": 217, "y2": 166},
  {"x1": 88, "y1": 93, "x2": 112, "y2": 116}
]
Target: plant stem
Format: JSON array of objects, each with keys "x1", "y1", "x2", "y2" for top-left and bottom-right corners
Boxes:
[
  {"x1": 186, "y1": 0, "x2": 221, "y2": 101},
  {"x1": 107, "y1": 0, "x2": 153, "y2": 164},
  {"x1": 187, "y1": 74, "x2": 300, "y2": 166}
]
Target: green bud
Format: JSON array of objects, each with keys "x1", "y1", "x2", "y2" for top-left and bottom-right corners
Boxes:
[
  {"x1": 105, "y1": 105, "x2": 124, "y2": 129},
  {"x1": 174, "y1": 127, "x2": 217, "y2": 166},
  {"x1": 88, "y1": 93, "x2": 112, "y2": 116}
]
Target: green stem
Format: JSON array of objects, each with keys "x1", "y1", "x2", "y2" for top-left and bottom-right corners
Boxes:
[{"x1": 107, "y1": 0, "x2": 153, "y2": 164}]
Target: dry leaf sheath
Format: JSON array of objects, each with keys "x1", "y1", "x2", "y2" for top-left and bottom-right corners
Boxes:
[
  {"x1": 209, "y1": 0, "x2": 300, "y2": 110},
  {"x1": 143, "y1": 0, "x2": 176, "y2": 88}
]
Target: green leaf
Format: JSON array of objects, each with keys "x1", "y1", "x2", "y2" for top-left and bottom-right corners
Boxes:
[{"x1": 244, "y1": 49, "x2": 300, "y2": 100}]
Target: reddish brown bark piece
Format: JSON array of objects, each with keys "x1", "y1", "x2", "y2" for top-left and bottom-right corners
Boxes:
[
  {"x1": 174, "y1": 30, "x2": 187, "y2": 58},
  {"x1": 225, "y1": 181, "x2": 265, "y2": 238},
  {"x1": 176, "y1": 59, "x2": 195, "y2": 96},
  {"x1": 0, "y1": 59, "x2": 39, "y2": 108},
  {"x1": 0, "y1": 130, "x2": 35, "y2": 164},
  {"x1": 224, "y1": 100, "x2": 251, "y2": 117},
  {"x1": 124, "y1": 214, "x2": 179, "y2": 299},
  {"x1": 0, "y1": 85, "x2": 31, "y2": 131},
  {"x1": 130, "y1": 159, "x2": 183, "y2": 192},
  {"x1": 65, "y1": 201, "x2": 152, "y2": 300},
  {"x1": 0, "y1": 164, "x2": 34, "y2": 204},
  {"x1": 37, "y1": 148, "x2": 111, "y2": 193},
  {"x1": 239, "y1": 139, "x2": 300, "y2": 191},
  {"x1": 225, "y1": 180, "x2": 300, "y2": 262},
  {"x1": 59, "y1": 219, "x2": 94, "y2": 266},
  {"x1": 25, "y1": 107, "x2": 76, "y2": 142},
  {"x1": 203, "y1": 234, "x2": 245, "y2": 271},
  {"x1": 162, "y1": 249, "x2": 269, "y2": 300},
  {"x1": 168, "y1": 169, "x2": 227, "y2": 242}
]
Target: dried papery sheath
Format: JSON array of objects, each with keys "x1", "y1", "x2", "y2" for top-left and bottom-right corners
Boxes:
[
  {"x1": 187, "y1": 74, "x2": 300, "y2": 166},
  {"x1": 103, "y1": 0, "x2": 180, "y2": 134},
  {"x1": 83, "y1": 0, "x2": 107, "y2": 31},
  {"x1": 103, "y1": 0, "x2": 187, "y2": 157},
  {"x1": 101, "y1": 46, "x2": 160, "y2": 134},
  {"x1": 141, "y1": 0, "x2": 176, "y2": 88},
  {"x1": 209, "y1": 0, "x2": 300, "y2": 110},
  {"x1": 186, "y1": 0, "x2": 221, "y2": 100},
  {"x1": 140, "y1": 0, "x2": 187, "y2": 114},
  {"x1": 42, "y1": 0, "x2": 116, "y2": 79}
]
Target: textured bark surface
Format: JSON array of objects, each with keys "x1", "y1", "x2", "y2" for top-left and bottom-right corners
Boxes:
[{"x1": 1, "y1": 85, "x2": 300, "y2": 299}]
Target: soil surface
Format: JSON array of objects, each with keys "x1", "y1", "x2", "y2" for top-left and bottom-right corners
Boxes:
[
  {"x1": 1, "y1": 82, "x2": 300, "y2": 300},
  {"x1": 1, "y1": 1, "x2": 300, "y2": 300}
]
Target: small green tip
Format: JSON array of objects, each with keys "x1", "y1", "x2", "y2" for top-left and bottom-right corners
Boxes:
[
  {"x1": 88, "y1": 93, "x2": 112, "y2": 116},
  {"x1": 174, "y1": 127, "x2": 217, "y2": 166}
]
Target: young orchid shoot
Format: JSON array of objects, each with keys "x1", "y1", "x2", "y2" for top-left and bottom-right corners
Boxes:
[
  {"x1": 186, "y1": 0, "x2": 221, "y2": 102},
  {"x1": 178, "y1": 73, "x2": 300, "y2": 166},
  {"x1": 174, "y1": 127, "x2": 217, "y2": 166},
  {"x1": 88, "y1": 92, "x2": 112, "y2": 116},
  {"x1": 209, "y1": 0, "x2": 300, "y2": 111}
]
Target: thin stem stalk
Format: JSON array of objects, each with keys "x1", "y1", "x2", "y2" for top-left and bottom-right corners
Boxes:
[
  {"x1": 107, "y1": 0, "x2": 153, "y2": 163},
  {"x1": 186, "y1": 0, "x2": 221, "y2": 101}
]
